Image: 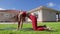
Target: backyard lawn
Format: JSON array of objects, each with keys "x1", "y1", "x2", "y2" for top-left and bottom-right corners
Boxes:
[{"x1": 0, "y1": 22, "x2": 60, "y2": 34}]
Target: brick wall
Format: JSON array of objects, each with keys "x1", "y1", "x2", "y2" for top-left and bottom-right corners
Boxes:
[{"x1": 0, "y1": 10, "x2": 19, "y2": 22}]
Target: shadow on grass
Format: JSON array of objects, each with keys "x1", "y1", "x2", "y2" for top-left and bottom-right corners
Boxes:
[
  {"x1": 0, "y1": 27, "x2": 16, "y2": 30},
  {"x1": 0, "y1": 27, "x2": 58, "y2": 32},
  {"x1": 45, "y1": 29, "x2": 59, "y2": 32},
  {"x1": 0, "y1": 27, "x2": 34, "y2": 31},
  {"x1": 20, "y1": 28, "x2": 33, "y2": 31}
]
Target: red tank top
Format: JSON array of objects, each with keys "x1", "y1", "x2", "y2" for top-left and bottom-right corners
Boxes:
[{"x1": 22, "y1": 11, "x2": 26, "y2": 17}]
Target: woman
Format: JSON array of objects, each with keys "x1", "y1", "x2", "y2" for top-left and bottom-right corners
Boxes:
[{"x1": 17, "y1": 11, "x2": 52, "y2": 31}]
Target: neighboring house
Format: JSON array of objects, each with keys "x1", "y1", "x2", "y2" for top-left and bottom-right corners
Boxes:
[
  {"x1": 27, "y1": 6, "x2": 60, "y2": 22},
  {"x1": 0, "y1": 10, "x2": 19, "y2": 22}
]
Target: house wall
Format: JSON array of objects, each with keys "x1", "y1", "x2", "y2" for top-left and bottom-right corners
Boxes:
[
  {"x1": 37, "y1": 10, "x2": 43, "y2": 21},
  {"x1": 0, "y1": 11, "x2": 18, "y2": 22},
  {"x1": 42, "y1": 9, "x2": 56, "y2": 21},
  {"x1": 27, "y1": 9, "x2": 57, "y2": 22}
]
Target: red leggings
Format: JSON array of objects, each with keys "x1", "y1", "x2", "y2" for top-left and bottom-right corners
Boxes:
[{"x1": 29, "y1": 14, "x2": 46, "y2": 31}]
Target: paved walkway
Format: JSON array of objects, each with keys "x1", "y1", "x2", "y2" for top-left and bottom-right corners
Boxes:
[
  {"x1": 0, "y1": 22, "x2": 18, "y2": 24},
  {"x1": 0, "y1": 22, "x2": 30, "y2": 24}
]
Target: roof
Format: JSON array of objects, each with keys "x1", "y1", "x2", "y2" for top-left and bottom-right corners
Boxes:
[
  {"x1": 0, "y1": 10, "x2": 20, "y2": 14},
  {"x1": 28, "y1": 6, "x2": 60, "y2": 13}
]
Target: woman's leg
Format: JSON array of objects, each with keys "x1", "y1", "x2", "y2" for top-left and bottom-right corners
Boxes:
[
  {"x1": 37, "y1": 25, "x2": 52, "y2": 31},
  {"x1": 28, "y1": 14, "x2": 37, "y2": 30},
  {"x1": 28, "y1": 14, "x2": 48, "y2": 31}
]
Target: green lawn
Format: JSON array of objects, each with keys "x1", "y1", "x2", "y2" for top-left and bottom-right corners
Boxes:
[{"x1": 0, "y1": 22, "x2": 60, "y2": 34}]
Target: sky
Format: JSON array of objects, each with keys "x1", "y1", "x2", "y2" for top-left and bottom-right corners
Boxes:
[{"x1": 0, "y1": 0, "x2": 60, "y2": 11}]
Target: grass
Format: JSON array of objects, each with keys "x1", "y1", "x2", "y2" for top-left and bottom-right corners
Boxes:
[{"x1": 0, "y1": 22, "x2": 60, "y2": 34}]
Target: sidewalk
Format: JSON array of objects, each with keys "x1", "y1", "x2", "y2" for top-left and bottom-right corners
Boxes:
[{"x1": 0, "y1": 22, "x2": 18, "y2": 24}]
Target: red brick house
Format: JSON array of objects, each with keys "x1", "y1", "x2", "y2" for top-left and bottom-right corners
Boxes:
[{"x1": 0, "y1": 10, "x2": 19, "y2": 22}]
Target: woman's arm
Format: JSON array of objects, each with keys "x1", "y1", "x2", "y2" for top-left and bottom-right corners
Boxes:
[{"x1": 17, "y1": 12, "x2": 24, "y2": 30}]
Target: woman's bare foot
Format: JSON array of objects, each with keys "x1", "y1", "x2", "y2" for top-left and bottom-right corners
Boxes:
[{"x1": 46, "y1": 26, "x2": 54, "y2": 31}]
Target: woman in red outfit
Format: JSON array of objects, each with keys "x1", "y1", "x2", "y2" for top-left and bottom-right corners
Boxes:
[{"x1": 17, "y1": 11, "x2": 52, "y2": 31}]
